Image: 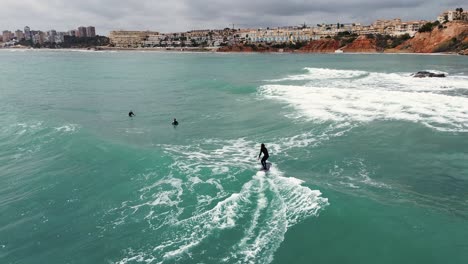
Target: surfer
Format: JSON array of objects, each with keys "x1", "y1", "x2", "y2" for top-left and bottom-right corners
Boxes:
[
  {"x1": 172, "y1": 118, "x2": 179, "y2": 126},
  {"x1": 258, "y1": 143, "x2": 269, "y2": 170},
  {"x1": 128, "y1": 111, "x2": 135, "y2": 117}
]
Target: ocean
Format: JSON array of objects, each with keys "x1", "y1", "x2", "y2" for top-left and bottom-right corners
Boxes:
[{"x1": 1, "y1": 50, "x2": 468, "y2": 264}]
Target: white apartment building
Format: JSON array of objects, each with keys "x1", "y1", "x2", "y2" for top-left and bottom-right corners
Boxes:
[
  {"x1": 109, "y1": 31, "x2": 159, "y2": 47},
  {"x1": 247, "y1": 27, "x2": 320, "y2": 43},
  {"x1": 142, "y1": 34, "x2": 166, "y2": 46},
  {"x1": 392, "y1": 20, "x2": 427, "y2": 36},
  {"x1": 438, "y1": 10, "x2": 468, "y2": 23}
]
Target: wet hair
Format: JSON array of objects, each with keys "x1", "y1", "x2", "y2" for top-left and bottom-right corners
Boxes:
[{"x1": 261, "y1": 143, "x2": 265, "y2": 148}]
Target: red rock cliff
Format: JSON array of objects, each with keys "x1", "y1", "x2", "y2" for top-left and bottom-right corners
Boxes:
[
  {"x1": 397, "y1": 21, "x2": 468, "y2": 53},
  {"x1": 299, "y1": 39, "x2": 341, "y2": 53},
  {"x1": 342, "y1": 35, "x2": 378, "y2": 52}
]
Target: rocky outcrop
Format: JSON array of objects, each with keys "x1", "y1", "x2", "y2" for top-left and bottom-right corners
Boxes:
[
  {"x1": 342, "y1": 35, "x2": 378, "y2": 52},
  {"x1": 397, "y1": 21, "x2": 468, "y2": 53},
  {"x1": 298, "y1": 39, "x2": 341, "y2": 53},
  {"x1": 412, "y1": 71, "x2": 446, "y2": 78}
]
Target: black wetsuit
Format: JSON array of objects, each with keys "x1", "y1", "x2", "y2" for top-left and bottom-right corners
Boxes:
[
  {"x1": 259, "y1": 146, "x2": 269, "y2": 170},
  {"x1": 128, "y1": 111, "x2": 135, "y2": 117},
  {"x1": 172, "y1": 120, "x2": 179, "y2": 126}
]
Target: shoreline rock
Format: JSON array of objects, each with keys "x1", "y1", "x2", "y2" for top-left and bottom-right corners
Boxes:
[{"x1": 412, "y1": 71, "x2": 446, "y2": 78}]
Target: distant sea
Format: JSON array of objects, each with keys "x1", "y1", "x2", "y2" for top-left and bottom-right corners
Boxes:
[{"x1": 1, "y1": 49, "x2": 468, "y2": 264}]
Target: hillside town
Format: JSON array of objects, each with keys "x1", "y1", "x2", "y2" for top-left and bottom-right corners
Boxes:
[
  {"x1": 108, "y1": 19, "x2": 430, "y2": 49},
  {"x1": 106, "y1": 9, "x2": 467, "y2": 49},
  {"x1": 1, "y1": 8, "x2": 467, "y2": 53}
]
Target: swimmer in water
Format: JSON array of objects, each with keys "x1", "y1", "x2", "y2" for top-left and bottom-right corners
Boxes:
[
  {"x1": 128, "y1": 111, "x2": 135, "y2": 117},
  {"x1": 172, "y1": 118, "x2": 179, "y2": 126}
]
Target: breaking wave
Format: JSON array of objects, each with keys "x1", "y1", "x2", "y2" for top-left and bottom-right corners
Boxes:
[{"x1": 261, "y1": 67, "x2": 468, "y2": 132}]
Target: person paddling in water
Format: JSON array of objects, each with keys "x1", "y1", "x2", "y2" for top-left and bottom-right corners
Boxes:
[
  {"x1": 128, "y1": 111, "x2": 135, "y2": 117},
  {"x1": 172, "y1": 118, "x2": 179, "y2": 126},
  {"x1": 258, "y1": 143, "x2": 269, "y2": 170}
]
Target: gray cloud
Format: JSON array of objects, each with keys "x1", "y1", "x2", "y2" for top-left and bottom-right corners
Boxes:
[{"x1": 0, "y1": 0, "x2": 465, "y2": 34}]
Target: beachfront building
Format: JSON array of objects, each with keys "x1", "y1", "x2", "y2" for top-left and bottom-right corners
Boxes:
[
  {"x1": 109, "y1": 30, "x2": 159, "y2": 48},
  {"x1": 86, "y1": 26, "x2": 96, "y2": 37},
  {"x1": 32, "y1": 31, "x2": 45, "y2": 44},
  {"x1": 2, "y1": 30, "x2": 13, "y2": 42},
  {"x1": 77, "y1": 27, "x2": 87, "y2": 37},
  {"x1": 24, "y1": 26, "x2": 31, "y2": 40},
  {"x1": 186, "y1": 30, "x2": 212, "y2": 46},
  {"x1": 54, "y1": 32, "x2": 66, "y2": 43},
  {"x1": 141, "y1": 33, "x2": 167, "y2": 47},
  {"x1": 138, "y1": 29, "x2": 235, "y2": 47},
  {"x1": 247, "y1": 27, "x2": 320, "y2": 43},
  {"x1": 15, "y1": 30, "x2": 24, "y2": 40},
  {"x1": 47, "y1": 30, "x2": 57, "y2": 43}
]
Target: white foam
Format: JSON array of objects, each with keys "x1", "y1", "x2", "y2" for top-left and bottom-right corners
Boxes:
[
  {"x1": 54, "y1": 124, "x2": 79, "y2": 133},
  {"x1": 348, "y1": 72, "x2": 468, "y2": 92},
  {"x1": 270, "y1": 67, "x2": 368, "y2": 82},
  {"x1": 15, "y1": 121, "x2": 43, "y2": 130},
  {"x1": 155, "y1": 167, "x2": 327, "y2": 263},
  {"x1": 114, "y1": 137, "x2": 329, "y2": 264},
  {"x1": 268, "y1": 67, "x2": 468, "y2": 93},
  {"x1": 275, "y1": 122, "x2": 356, "y2": 153},
  {"x1": 329, "y1": 158, "x2": 389, "y2": 190},
  {"x1": 260, "y1": 84, "x2": 468, "y2": 132}
]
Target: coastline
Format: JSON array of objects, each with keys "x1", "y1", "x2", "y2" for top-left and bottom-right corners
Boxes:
[{"x1": 0, "y1": 46, "x2": 463, "y2": 56}]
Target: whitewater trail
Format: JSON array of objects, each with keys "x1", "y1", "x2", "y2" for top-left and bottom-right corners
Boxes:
[
  {"x1": 111, "y1": 135, "x2": 333, "y2": 264},
  {"x1": 116, "y1": 168, "x2": 327, "y2": 264}
]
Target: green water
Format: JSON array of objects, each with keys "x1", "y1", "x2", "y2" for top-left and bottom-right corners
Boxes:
[{"x1": 1, "y1": 50, "x2": 468, "y2": 264}]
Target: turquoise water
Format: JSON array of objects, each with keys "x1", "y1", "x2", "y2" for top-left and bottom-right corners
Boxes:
[{"x1": 1, "y1": 50, "x2": 468, "y2": 264}]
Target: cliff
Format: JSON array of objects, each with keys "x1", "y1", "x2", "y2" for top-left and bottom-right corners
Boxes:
[
  {"x1": 298, "y1": 39, "x2": 341, "y2": 53},
  {"x1": 220, "y1": 36, "x2": 379, "y2": 53},
  {"x1": 218, "y1": 23, "x2": 468, "y2": 54},
  {"x1": 342, "y1": 35, "x2": 378, "y2": 52},
  {"x1": 396, "y1": 21, "x2": 468, "y2": 53}
]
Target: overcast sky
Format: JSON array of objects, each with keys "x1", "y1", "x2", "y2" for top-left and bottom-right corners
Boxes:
[{"x1": 0, "y1": 0, "x2": 465, "y2": 34}]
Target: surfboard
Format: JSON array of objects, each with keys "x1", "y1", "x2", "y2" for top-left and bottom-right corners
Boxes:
[{"x1": 259, "y1": 163, "x2": 272, "y2": 171}]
